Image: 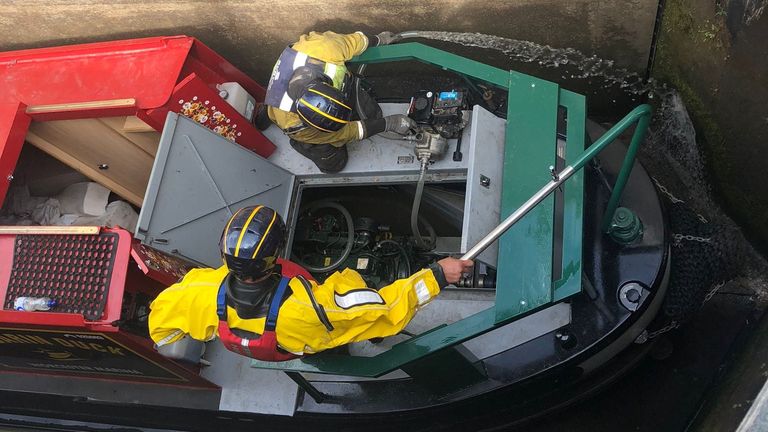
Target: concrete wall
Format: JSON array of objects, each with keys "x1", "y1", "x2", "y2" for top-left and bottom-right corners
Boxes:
[
  {"x1": 653, "y1": 0, "x2": 768, "y2": 253},
  {"x1": 1, "y1": 0, "x2": 658, "y2": 84}
]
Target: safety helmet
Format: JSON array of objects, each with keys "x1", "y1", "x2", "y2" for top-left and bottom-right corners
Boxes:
[
  {"x1": 295, "y1": 81, "x2": 352, "y2": 133},
  {"x1": 220, "y1": 206, "x2": 286, "y2": 280}
]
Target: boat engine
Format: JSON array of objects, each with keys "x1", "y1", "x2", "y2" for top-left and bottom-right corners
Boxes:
[
  {"x1": 290, "y1": 199, "x2": 497, "y2": 289},
  {"x1": 291, "y1": 201, "x2": 447, "y2": 287}
]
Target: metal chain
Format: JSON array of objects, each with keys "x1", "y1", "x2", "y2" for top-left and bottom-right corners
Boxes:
[
  {"x1": 638, "y1": 282, "x2": 726, "y2": 343},
  {"x1": 641, "y1": 178, "x2": 719, "y2": 343},
  {"x1": 647, "y1": 320, "x2": 680, "y2": 339},
  {"x1": 703, "y1": 281, "x2": 727, "y2": 303},
  {"x1": 653, "y1": 176, "x2": 709, "y2": 223},
  {"x1": 652, "y1": 177, "x2": 684, "y2": 203},
  {"x1": 673, "y1": 233, "x2": 712, "y2": 245}
]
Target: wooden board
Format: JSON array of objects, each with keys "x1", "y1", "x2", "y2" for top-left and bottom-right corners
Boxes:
[
  {"x1": 121, "y1": 115, "x2": 157, "y2": 133},
  {"x1": 99, "y1": 116, "x2": 160, "y2": 156},
  {"x1": 25, "y1": 117, "x2": 159, "y2": 207}
]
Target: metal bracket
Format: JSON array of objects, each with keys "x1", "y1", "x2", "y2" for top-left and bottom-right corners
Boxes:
[
  {"x1": 549, "y1": 165, "x2": 559, "y2": 181},
  {"x1": 618, "y1": 281, "x2": 649, "y2": 312},
  {"x1": 284, "y1": 371, "x2": 329, "y2": 404}
]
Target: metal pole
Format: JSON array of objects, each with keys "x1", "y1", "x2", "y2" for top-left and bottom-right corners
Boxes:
[
  {"x1": 460, "y1": 104, "x2": 653, "y2": 261},
  {"x1": 461, "y1": 166, "x2": 576, "y2": 260}
]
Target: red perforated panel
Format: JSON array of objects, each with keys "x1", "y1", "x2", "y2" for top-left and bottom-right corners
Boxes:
[
  {"x1": 4, "y1": 233, "x2": 118, "y2": 320},
  {"x1": 0, "y1": 228, "x2": 131, "y2": 331}
]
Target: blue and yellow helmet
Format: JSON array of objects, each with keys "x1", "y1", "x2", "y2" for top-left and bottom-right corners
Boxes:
[
  {"x1": 295, "y1": 81, "x2": 352, "y2": 133},
  {"x1": 220, "y1": 206, "x2": 286, "y2": 280}
]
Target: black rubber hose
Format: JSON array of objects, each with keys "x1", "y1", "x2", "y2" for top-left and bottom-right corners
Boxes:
[
  {"x1": 292, "y1": 201, "x2": 355, "y2": 273},
  {"x1": 375, "y1": 239, "x2": 412, "y2": 276},
  {"x1": 354, "y1": 31, "x2": 427, "y2": 139},
  {"x1": 410, "y1": 162, "x2": 437, "y2": 250}
]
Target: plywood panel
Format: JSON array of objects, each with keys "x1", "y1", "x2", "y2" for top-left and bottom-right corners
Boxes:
[
  {"x1": 26, "y1": 118, "x2": 158, "y2": 206},
  {"x1": 121, "y1": 115, "x2": 157, "y2": 133},
  {"x1": 99, "y1": 116, "x2": 160, "y2": 156}
]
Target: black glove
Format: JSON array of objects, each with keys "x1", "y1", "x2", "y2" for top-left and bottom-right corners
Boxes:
[
  {"x1": 375, "y1": 31, "x2": 398, "y2": 46},
  {"x1": 384, "y1": 114, "x2": 417, "y2": 135}
]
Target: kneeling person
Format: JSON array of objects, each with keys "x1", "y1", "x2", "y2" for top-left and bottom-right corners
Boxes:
[{"x1": 263, "y1": 30, "x2": 417, "y2": 173}]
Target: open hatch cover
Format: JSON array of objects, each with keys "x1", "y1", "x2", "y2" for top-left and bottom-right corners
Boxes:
[{"x1": 136, "y1": 113, "x2": 294, "y2": 267}]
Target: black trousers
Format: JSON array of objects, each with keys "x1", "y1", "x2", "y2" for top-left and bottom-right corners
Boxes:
[{"x1": 289, "y1": 139, "x2": 348, "y2": 174}]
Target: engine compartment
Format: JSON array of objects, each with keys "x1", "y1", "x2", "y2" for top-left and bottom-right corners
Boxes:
[{"x1": 289, "y1": 184, "x2": 496, "y2": 289}]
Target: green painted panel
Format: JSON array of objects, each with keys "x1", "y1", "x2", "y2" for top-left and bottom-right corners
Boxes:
[
  {"x1": 495, "y1": 72, "x2": 559, "y2": 322},
  {"x1": 554, "y1": 89, "x2": 586, "y2": 301},
  {"x1": 353, "y1": 43, "x2": 551, "y2": 90},
  {"x1": 251, "y1": 307, "x2": 498, "y2": 377}
]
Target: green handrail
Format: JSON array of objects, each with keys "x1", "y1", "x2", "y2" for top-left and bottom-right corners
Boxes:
[
  {"x1": 461, "y1": 105, "x2": 653, "y2": 261},
  {"x1": 595, "y1": 105, "x2": 653, "y2": 232}
]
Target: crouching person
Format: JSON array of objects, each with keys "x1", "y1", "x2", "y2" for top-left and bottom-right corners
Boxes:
[{"x1": 148, "y1": 205, "x2": 473, "y2": 361}]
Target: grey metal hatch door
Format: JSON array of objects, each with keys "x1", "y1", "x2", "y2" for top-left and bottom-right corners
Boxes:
[{"x1": 136, "y1": 113, "x2": 294, "y2": 267}]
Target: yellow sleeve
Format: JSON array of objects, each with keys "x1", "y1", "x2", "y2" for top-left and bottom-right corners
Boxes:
[
  {"x1": 292, "y1": 31, "x2": 369, "y2": 64},
  {"x1": 276, "y1": 268, "x2": 441, "y2": 354},
  {"x1": 148, "y1": 267, "x2": 227, "y2": 346}
]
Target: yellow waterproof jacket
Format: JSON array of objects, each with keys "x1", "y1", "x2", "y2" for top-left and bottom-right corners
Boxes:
[
  {"x1": 149, "y1": 265, "x2": 441, "y2": 355},
  {"x1": 267, "y1": 31, "x2": 369, "y2": 147}
]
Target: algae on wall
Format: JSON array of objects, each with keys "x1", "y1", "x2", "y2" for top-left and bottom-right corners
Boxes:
[{"x1": 652, "y1": 0, "x2": 768, "y2": 253}]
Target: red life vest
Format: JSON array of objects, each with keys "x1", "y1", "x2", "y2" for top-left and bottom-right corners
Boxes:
[{"x1": 215, "y1": 261, "x2": 312, "y2": 362}]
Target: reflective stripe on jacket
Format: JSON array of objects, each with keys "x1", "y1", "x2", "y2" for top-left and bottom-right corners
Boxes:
[
  {"x1": 149, "y1": 264, "x2": 441, "y2": 355},
  {"x1": 267, "y1": 31, "x2": 369, "y2": 147},
  {"x1": 264, "y1": 46, "x2": 349, "y2": 112}
]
